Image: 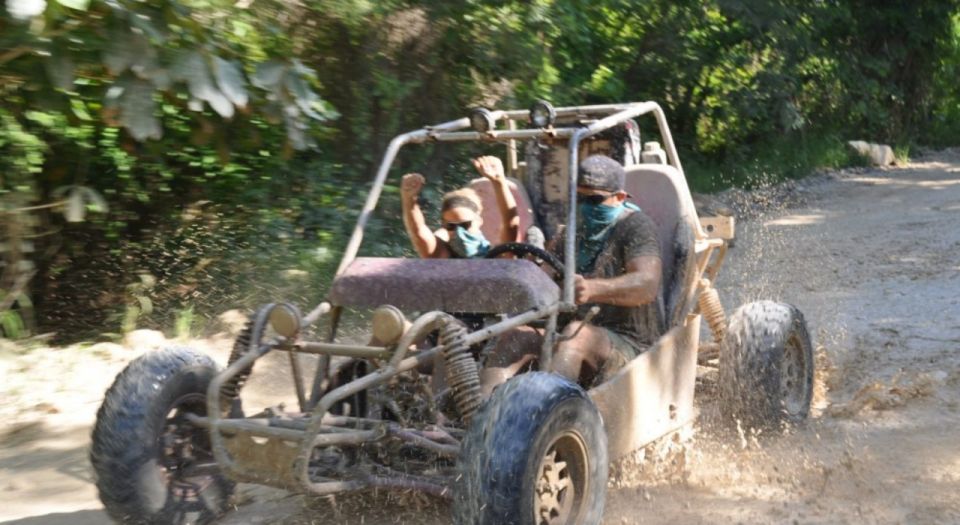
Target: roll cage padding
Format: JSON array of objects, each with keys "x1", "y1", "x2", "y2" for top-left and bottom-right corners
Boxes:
[
  {"x1": 468, "y1": 177, "x2": 535, "y2": 244},
  {"x1": 328, "y1": 257, "x2": 560, "y2": 314},
  {"x1": 623, "y1": 164, "x2": 699, "y2": 327}
]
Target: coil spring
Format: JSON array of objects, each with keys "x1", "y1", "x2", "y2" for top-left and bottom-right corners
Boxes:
[
  {"x1": 439, "y1": 320, "x2": 482, "y2": 424},
  {"x1": 219, "y1": 321, "x2": 255, "y2": 413},
  {"x1": 698, "y1": 280, "x2": 727, "y2": 343}
]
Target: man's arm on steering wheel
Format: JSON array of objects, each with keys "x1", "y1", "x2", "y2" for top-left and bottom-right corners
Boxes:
[{"x1": 574, "y1": 255, "x2": 660, "y2": 307}]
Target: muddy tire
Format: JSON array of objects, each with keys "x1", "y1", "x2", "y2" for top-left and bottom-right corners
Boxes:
[
  {"x1": 719, "y1": 301, "x2": 814, "y2": 428},
  {"x1": 453, "y1": 372, "x2": 608, "y2": 525},
  {"x1": 91, "y1": 347, "x2": 234, "y2": 524}
]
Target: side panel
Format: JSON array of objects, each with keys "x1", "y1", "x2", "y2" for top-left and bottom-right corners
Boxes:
[{"x1": 589, "y1": 314, "x2": 700, "y2": 460}]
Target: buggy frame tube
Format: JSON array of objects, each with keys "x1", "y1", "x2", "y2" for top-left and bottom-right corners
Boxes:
[
  {"x1": 202, "y1": 304, "x2": 558, "y2": 489},
  {"x1": 295, "y1": 304, "x2": 559, "y2": 490},
  {"x1": 335, "y1": 117, "x2": 470, "y2": 277}
]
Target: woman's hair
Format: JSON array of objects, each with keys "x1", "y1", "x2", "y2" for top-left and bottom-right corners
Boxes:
[{"x1": 441, "y1": 187, "x2": 483, "y2": 214}]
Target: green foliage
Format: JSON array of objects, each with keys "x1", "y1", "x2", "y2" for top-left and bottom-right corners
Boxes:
[
  {"x1": 927, "y1": 12, "x2": 960, "y2": 146},
  {"x1": 174, "y1": 305, "x2": 194, "y2": 339},
  {"x1": 1, "y1": 0, "x2": 332, "y2": 145},
  {"x1": 0, "y1": 309, "x2": 26, "y2": 339},
  {"x1": 5, "y1": 0, "x2": 960, "y2": 341},
  {"x1": 685, "y1": 133, "x2": 865, "y2": 193}
]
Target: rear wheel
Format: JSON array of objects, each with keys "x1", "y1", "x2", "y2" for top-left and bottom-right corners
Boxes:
[
  {"x1": 91, "y1": 347, "x2": 234, "y2": 524},
  {"x1": 453, "y1": 372, "x2": 607, "y2": 525},
  {"x1": 719, "y1": 301, "x2": 814, "y2": 428}
]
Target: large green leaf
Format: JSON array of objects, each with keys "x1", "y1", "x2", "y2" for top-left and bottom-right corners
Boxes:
[
  {"x1": 103, "y1": 31, "x2": 149, "y2": 76},
  {"x1": 284, "y1": 73, "x2": 324, "y2": 120},
  {"x1": 129, "y1": 12, "x2": 165, "y2": 42},
  {"x1": 172, "y1": 51, "x2": 234, "y2": 118},
  {"x1": 45, "y1": 52, "x2": 75, "y2": 91},
  {"x1": 252, "y1": 60, "x2": 287, "y2": 90},
  {"x1": 77, "y1": 186, "x2": 108, "y2": 212},
  {"x1": 56, "y1": 185, "x2": 108, "y2": 222},
  {"x1": 6, "y1": 0, "x2": 45, "y2": 19},
  {"x1": 65, "y1": 187, "x2": 85, "y2": 222},
  {"x1": 212, "y1": 57, "x2": 249, "y2": 107},
  {"x1": 118, "y1": 78, "x2": 162, "y2": 140},
  {"x1": 55, "y1": 0, "x2": 89, "y2": 11}
]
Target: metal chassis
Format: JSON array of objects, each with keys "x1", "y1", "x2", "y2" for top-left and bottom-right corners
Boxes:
[{"x1": 197, "y1": 102, "x2": 730, "y2": 498}]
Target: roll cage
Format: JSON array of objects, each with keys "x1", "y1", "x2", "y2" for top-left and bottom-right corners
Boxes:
[{"x1": 334, "y1": 102, "x2": 707, "y2": 308}]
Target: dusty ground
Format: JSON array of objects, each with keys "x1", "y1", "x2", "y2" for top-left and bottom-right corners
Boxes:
[{"x1": 2, "y1": 151, "x2": 959, "y2": 524}]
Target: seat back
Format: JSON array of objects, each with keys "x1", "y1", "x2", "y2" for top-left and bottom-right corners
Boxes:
[
  {"x1": 468, "y1": 177, "x2": 535, "y2": 243},
  {"x1": 329, "y1": 257, "x2": 559, "y2": 314},
  {"x1": 623, "y1": 164, "x2": 698, "y2": 326}
]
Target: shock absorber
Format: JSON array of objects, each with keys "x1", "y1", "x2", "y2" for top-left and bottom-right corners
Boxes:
[
  {"x1": 220, "y1": 304, "x2": 282, "y2": 414},
  {"x1": 698, "y1": 278, "x2": 727, "y2": 344},
  {"x1": 220, "y1": 320, "x2": 257, "y2": 416},
  {"x1": 438, "y1": 319, "x2": 482, "y2": 424}
]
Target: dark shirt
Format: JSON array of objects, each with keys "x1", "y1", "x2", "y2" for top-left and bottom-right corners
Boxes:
[{"x1": 557, "y1": 210, "x2": 665, "y2": 351}]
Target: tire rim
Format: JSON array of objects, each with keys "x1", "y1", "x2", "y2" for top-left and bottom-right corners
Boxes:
[
  {"x1": 158, "y1": 392, "x2": 220, "y2": 520},
  {"x1": 780, "y1": 333, "x2": 808, "y2": 417},
  {"x1": 533, "y1": 430, "x2": 589, "y2": 525}
]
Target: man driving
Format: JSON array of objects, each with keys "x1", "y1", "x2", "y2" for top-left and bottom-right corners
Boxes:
[
  {"x1": 482, "y1": 154, "x2": 663, "y2": 391},
  {"x1": 555, "y1": 154, "x2": 664, "y2": 383}
]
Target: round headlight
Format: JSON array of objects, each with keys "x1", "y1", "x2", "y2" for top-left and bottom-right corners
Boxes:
[
  {"x1": 371, "y1": 305, "x2": 410, "y2": 345},
  {"x1": 529, "y1": 100, "x2": 556, "y2": 128},
  {"x1": 470, "y1": 107, "x2": 496, "y2": 133},
  {"x1": 268, "y1": 303, "x2": 302, "y2": 339}
]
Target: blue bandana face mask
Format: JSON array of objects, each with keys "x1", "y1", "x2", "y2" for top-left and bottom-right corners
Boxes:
[
  {"x1": 575, "y1": 200, "x2": 640, "y2": 273},
  {"x1": 578, "y1": 201, "x2": 625, "y2": 237},
  {"x1": 449, "y1": 226, "x2": 490, "y2": 258}
]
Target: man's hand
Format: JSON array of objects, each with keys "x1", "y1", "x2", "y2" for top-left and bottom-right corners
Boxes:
[
  {"x1": 574, "y1": 274, "x2": 593, "y2": 305},
  {"x1": 472, "y1": 156, "x2": 506, "y2": 183},
  {"x1": 401, "y1": 173, "x2": 425, "y2": 199}
]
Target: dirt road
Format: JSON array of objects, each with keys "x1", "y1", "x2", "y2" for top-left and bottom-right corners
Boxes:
[{"x1": 2, "y1": 152, "x2": 959, "y2": 524}]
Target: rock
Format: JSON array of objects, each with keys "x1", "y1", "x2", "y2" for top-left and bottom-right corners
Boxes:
[
  {"x1": 692, "y1": 192, "x2": 734, "y2": 217},
  {"x1": 122, "y1": 329, "x2": 167, "y2": 350},
  {"x1": 847, "y1": 140, "x2": 896, "y2": 166},
  {"x1": 216, "y1": 309, "x2": 249, "y2": 336},
  {"x1": 34, "y1": 402, "x2": 59, "y2": 414},
  {"x1": 281, "y1": 269, "x2": 309, "y2": 281}
]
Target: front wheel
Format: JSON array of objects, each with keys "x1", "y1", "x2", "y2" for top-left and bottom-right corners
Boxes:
[
  {"x1": 719, "y1": 301, "x2": 814, "y2": 429},
  {"x1": 91, "y1": 347, "x2": 234, "y2": 524},
  {"x1": 453, "y1": 372, "x2": 608, "y2": 525}
]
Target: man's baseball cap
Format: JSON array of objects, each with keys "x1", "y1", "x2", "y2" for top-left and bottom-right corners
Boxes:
[{"x1": 577, "y1": 155, "x2": 625, "y2": 192}]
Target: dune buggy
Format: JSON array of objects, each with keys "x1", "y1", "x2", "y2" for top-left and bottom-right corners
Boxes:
[{"x1": 91, "y1": 101, "x2": 815, "y2": 524}]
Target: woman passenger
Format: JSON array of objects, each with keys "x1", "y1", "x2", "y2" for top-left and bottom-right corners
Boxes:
[{"x1": 400, "y1": 156, "x2": 519, "y2": 258}]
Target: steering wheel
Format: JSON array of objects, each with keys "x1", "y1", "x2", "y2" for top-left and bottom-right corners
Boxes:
[{"x1": 485, "y1": 242, "x2": 565, "y2": 277}]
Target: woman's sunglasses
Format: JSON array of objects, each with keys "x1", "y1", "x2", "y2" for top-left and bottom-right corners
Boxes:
[
  {"x1": 576, "y1": 193, "x2": 613, "y2": 205},
  {"x1": 442, "y1": 220, "x2": 473, "y2": 231}
]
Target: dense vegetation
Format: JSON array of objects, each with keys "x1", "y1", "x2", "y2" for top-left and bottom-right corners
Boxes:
[{"x1": 3, "y1": 0, "x2": 960, "y2": 340}]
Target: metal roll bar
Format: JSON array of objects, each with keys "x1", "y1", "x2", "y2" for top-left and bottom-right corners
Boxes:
[{"x1": 333, "y1": 101, "x2": 703, "y2": 305}]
